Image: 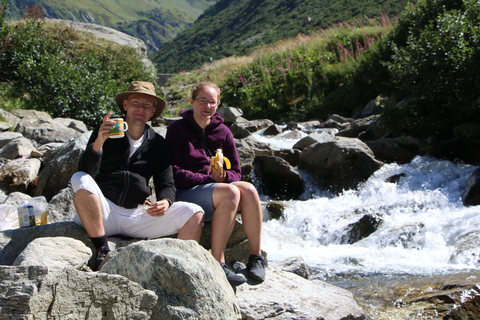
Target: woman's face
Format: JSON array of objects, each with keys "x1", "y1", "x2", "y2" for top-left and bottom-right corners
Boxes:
[{"x1": 190, "y1": 86, "x2": 220, "y2": 126}]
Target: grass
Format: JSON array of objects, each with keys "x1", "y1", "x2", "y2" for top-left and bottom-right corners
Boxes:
[{"x1": 162, "y1": 14, "x2": 395, "y2": 121}]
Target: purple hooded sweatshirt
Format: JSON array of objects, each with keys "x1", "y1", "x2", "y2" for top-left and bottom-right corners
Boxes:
[{"x1": 165, "y1": 109, "x2": 241, "y2": 189}]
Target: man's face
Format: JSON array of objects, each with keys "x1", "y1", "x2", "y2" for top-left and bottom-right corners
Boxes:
[{"x1": 123, "y1": 93, "x2": 156, "y2": 124}]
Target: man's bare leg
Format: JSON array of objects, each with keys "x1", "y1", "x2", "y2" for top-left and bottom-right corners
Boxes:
[
  {"x1": 73, "y1": 189, "x2": 105, "y2": 237},
  {"x1": 177, "y1": 211, "x2": 204, "y2": 242}
]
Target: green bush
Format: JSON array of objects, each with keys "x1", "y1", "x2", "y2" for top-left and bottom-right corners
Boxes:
[
  {"x1": 0, "y1": 5, "x2": 158, "y2": 128},
  {"x1": 381, "y1": 0, "x2": 480, "y2": 138},
  {"x1": 220, "y1": 24, "x2": 391, "y2": 122}
]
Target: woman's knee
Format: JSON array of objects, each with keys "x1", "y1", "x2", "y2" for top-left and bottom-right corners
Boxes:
[
  {"x1": 236, "y1": 181, "x2": 260, "y2": 200},
  {"x1": 215, "y1": 183, "x2": 241, "y2": 199},
  {"x1": 213, "y1": 183, "x2": 241, "y2": 207}
]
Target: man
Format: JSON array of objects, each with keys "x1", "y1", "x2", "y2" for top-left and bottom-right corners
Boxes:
[{"x1": 70, "y1": 81, "x2": 204, "y2": 271}]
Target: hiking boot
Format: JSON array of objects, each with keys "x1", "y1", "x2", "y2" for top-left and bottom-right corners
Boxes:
[
  {"x1": 221, "y1": 263, "x2": 247, "y2": 286},
  {"x1": 89, "y1": 246, "x2": 110, "y2": 271},
  {"x1": 247, "y1": 254, "x2": 266, "y2": 282}
]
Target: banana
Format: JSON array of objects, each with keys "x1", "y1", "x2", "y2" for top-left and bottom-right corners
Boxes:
[
  {"x1": 210, "y1": 149, "x2": 231, "y2": 174},
  {"x1": 40, "y1": 211, "x2": 49, "y2": 225}
]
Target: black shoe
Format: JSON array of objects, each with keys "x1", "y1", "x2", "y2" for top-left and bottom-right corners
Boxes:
[
  {"x1": 221, "y1": 263, "x2": 247, "y2": 286},
  {"x1": 247, "y1": 254, "x2": 266, "y2": 282},
  {"x1": 89, "y1": 246, "x2": 110, "y2": 271}
]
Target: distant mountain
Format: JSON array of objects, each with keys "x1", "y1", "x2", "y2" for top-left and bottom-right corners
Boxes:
[
  {"x1": 151, "y1": 0, "x2": 410, "y2": 73},
  {"x1": 5, "y1": 0, "x2": 217, "y2": 52}
]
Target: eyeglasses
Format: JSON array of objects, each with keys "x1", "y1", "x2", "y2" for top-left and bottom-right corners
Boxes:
[{"x1": 195, "y1": 98, "x2": 219, "y2": 106}]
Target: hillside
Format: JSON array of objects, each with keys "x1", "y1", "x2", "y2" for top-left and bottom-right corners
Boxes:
[
  {"x1": 5, "y1": 0, "x2": 217, "y2": 52},
  {"x1": 151, "y1": 0, "x2": 410, "y2": 73}
]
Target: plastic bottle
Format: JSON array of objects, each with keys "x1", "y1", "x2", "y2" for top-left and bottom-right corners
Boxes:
[{"x1": 17, "y1": 201, "x2": 35, "y2": 228}]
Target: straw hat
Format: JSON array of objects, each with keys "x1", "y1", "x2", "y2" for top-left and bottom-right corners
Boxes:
[{"x1": 115, "y1": 81, "x2": 166, "y2": 120}]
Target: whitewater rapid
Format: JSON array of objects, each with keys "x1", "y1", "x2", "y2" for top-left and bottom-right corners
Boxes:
[{"x1": 253, "y1": 130, "x2": 480, "y2": 278}]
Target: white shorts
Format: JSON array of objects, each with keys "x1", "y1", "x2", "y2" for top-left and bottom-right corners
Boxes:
[{"x1": 70, "y1": 172, "x2": 204, "y2": 239}]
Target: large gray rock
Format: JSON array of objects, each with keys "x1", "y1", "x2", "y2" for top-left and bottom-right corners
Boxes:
[
  {"x1": 47, "y1": 187, "x2": 77, "y2": 223},
  {"x1": 13, "y1": 236, "x2": 91, "y2": 269},
  {"x1": 299, "y1": 136, "x2": 383, "y2": 194},
  {"x1": 217, "y1": 107, "x2": 244, "y2": 125},
  {"x1": 293, "y1": 132, "x2": 337, "y2": 150},
  {"x1": 0, "y1": 221, "x2": 91, "y2": 265},
  {"x1": 0, "y1": 157, "x2": 41, "y2": 194},
  {"x1": 0, "y1": 137, "x2": 36, "y2": 159},
  {"x1": 236, "y1": 268, "x2": 365, "y2": 320},
  {"x1": 232, "y1": 119, "x2": 274, "y2": 133},
  {"x1": 33, "y1": 132, "x2": 89, "y2": 200},
  {"x1": 101, "y1": 239, "x2": 241, "y2": 320},
  {"x1": 365, "y1": 136, "x2": 432, "y2": 164},
  {"x1": 0, "y1": 132, "x2": 23, "y2": 149},
  {"x1": 53, "y1": 117, "x2": 89, "y2": 133},
  {"x1": 253, "y1": 155, "x2": 304, "y2": 200},
  {"x1": 14, "y1": 113, "x2": 81, "y2": 145},
  {"x1": 337, "y1": 114, "x2": 381, "y2": 138},
  {"x1": 0, "y1": 265, "x2": 157, "y2": 319}
]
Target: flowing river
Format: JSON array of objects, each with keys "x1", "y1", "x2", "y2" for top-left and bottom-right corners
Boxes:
[{"x1": 252, "y1": 129, "x2": 480, "y2": 319}]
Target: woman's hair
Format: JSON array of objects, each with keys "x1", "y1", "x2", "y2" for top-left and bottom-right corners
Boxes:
[{"x1": 190, "y1": 82, "x2": 221, "y2": 100}]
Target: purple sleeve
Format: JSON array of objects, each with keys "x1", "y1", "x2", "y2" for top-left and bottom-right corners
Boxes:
[{"x1": 165, "y1": 121, "x2": 215, "y2": 188}]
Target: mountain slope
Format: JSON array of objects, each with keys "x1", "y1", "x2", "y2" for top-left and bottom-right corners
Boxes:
[
  {"x1": 151, "y1": 0, "x2": 410, "y2": 73},
  {"x1": 5, "y1": 0, "x2": 217, "y2": 52}
]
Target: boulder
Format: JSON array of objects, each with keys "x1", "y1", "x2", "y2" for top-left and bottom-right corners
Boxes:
[
  {"x1": 264, "y1": 201, "x2": 287, "y2": 220},
  {"x1": 293, "y1": 131, "x2": 336, "y2": 150},
  {"x1": 0, "y1": 137, "x2": 36, "y2": 159},
  {"x1": 232, "y1": 119, "x2": 274, "y2": 133},
  {"x1": 253, "y1": 155, "x2": 304, "y2": 200},
  {"x1": 0, "y1": 132, "x2": 23, "y2": 149},
  {"x1": 101, "y1": 239, "x2": 241, "y2": 320},
  {"x1": 47, "y1": 187, "x2": 77, "y2": 223},
  {"x1": 0, "y1": 109, "x2": 20, "y2": 127},
  {"x1": 0, "y1": 265, "x2": 157, "y2": 319},
  {"x1": 33, "y1": 132, "x2": 90, "y2": 201},
  {"x1": 14, "y1": 113, "x2": 81, "y2": 145},
  {"x1": 0, "y1": 221, "x2": 91, "y2": 265},
  {"x1": 235, "y1": 268, "x2": 365, "y2": 320},
  {"x1": 337, "y1": 114, "x2": 381, "y2": 138},
  {"x1": 299, "y1": 136, "x2": 383, "y2": 193},
  {"x1": 13, "y1": 236, "x2": 91, "y2": 269},
  {"x1": 463, "y1": 168, "x2": 480, "y2": 206},
  {"x1": 230, "y1": 123, "x2": 251, "y2": 139},
  {"x1": 217, "y1": 107, "x2": 243, "y2": 125},
  {"x1": 366, "y1": 136, "x2": 432, "y2": 164},
  {"x1": 263, "y1": 124, "x2": 282, "y2": 136},
  {"x1": 273, "y1": 148, "x2": 301, "y2": 166},
  {"x1": 53, "y1": 117, "x2": 89, "y2": 133},
  {"x1": 271, "y1": 256, "x2": 311, "y2": 280},
  {"x1": 235, "y1": 136, "x2": 273, "y2": 157},
  {"x1": 0, "y1": 158, "x2": 41, "y2": 194}
]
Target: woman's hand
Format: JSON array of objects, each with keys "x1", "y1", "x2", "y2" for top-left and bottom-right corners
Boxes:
[
  {"x1": 210, "y1": 160, "x2": 227, "y2": 182},
  {"x1": 146, "y1": 199, "x2": 170, "y2": 217}
]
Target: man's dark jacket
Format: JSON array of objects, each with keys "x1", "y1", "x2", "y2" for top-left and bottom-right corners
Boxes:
[{"x1": 78, "y1": 124, "x2": 175, "y2": 209}]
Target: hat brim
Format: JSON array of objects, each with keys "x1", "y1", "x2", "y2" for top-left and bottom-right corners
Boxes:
[{"x1": 115, "y1": 92, "x2": 166, "y2": 121}]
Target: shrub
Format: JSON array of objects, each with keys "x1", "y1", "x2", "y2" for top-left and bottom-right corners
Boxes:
[
  {"x1": 381, "y1": 0, "x2": 480, "y2": 138},
  {"x1": 0, "y1": 5, "x2": 158, "y2": 127}
]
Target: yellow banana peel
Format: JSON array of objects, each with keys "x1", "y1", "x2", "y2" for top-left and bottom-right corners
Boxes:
[
  {"x1": 211, "y1": 149, "x2": 231, "y2": 174},
  {"x1": 40, "y1": 211, "x2": 49, "y2": 225}
]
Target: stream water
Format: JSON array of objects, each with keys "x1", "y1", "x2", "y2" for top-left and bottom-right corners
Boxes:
[{"x1": 252, "y1": 129, "x2": 480, "y2": 319}]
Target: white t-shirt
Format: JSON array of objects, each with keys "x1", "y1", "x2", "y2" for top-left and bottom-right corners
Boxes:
[{"x1": 127, "y1": 133, "x2": 145, "y2": 158}]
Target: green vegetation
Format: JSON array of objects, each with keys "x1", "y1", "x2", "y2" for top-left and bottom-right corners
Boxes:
[
  {"x1": 2, "y1": 0, "x2": 479, "y2": 141},
  {"x1": 4, "y1": 0, "x2": 217, "y2": 52},
  {"x1": 165, "y1": 0, "x2": 480, "y2": 140},
  {"x1": 0, "y1": 3, "x2": 158, "y2": 127},
  {"x1": 381, "y1": 0, "x2": 480, "y2": 138},
  {"x1": 151, "y1": 0, "x2": 410, "y2": 73}
]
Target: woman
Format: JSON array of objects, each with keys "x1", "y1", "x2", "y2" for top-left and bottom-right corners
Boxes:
[{"x1": 166, "y1": 82, "x2": 265, "y2": 286}]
